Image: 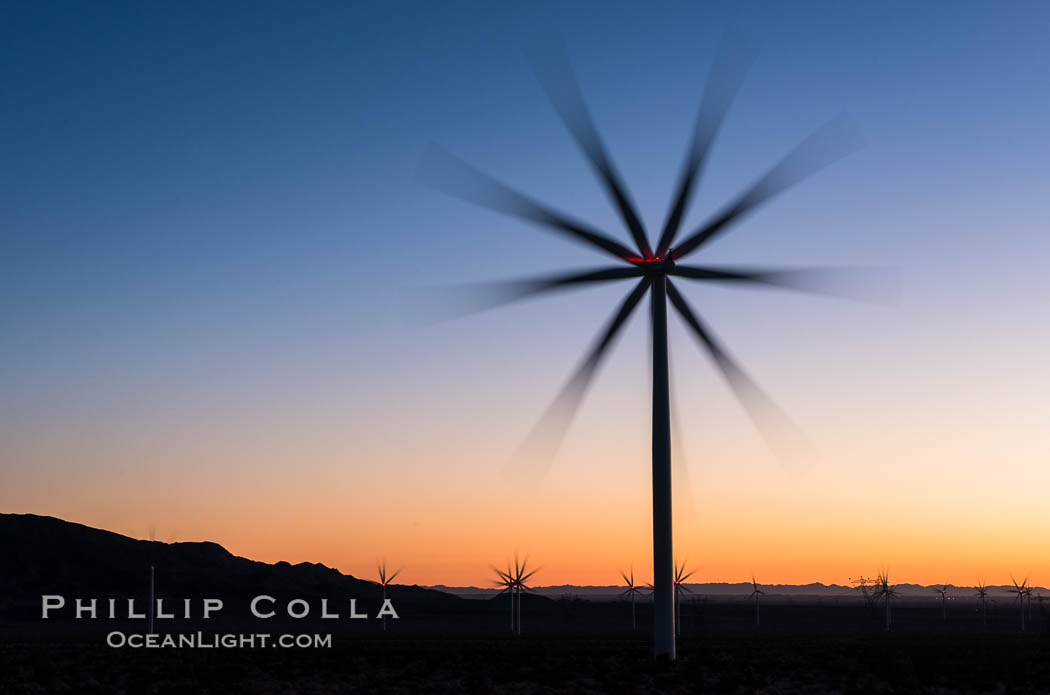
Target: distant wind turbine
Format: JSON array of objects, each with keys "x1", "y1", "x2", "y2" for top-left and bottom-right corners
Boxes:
[
  {"x1": 1023, "y1": 583, "x2": 1034, "y2": 625},
  {"x1": 872, "y1": 570, "x2": 897, "y2": 632},
  {"x1": 975, "y1": 581, "x2": 988, "y2": 627},
  {"x1": 750, "y1": 574, "x2": 765, "y2": 626},
  {"x1": 673, "y1": 562, "x2": 695, "y2": 637},
  {"x1": 148, "y1": 525, "x2": 156, "y2": 635},
  {"x1": 935, "y1": 584, "x2": 948, "y2": 622},
  {"x1": 376, "y1": 561, "x2": 402, "y2": 632},
  {"x1": 421, "y1": 39, "x2": 874, "y2": 661},
  {"x1": 620, "y1": 568, "x2": 647, "y2": 630},
  {"x1": 144, "y1": 524, "x2": 179, "y2": 635},
  {"x1": 495, "y1": 555, "x2": 538, "y2": 636},
  {"x1": 493, "y1": 565, "x2": 517, "y2": 633},
  {"x1": 1010, "y1": 577, "x2": 1027, "y2": 632}
]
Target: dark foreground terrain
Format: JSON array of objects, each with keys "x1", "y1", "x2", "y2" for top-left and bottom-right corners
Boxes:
[
  {"x1": 3, "y1": 630, "x2": 1050, "y2": 694},
  {"x1": 4, "y1": 514, "x2": 1048, "y2": 693}
]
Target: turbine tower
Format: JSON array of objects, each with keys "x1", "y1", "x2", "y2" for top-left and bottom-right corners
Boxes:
[
  {"x1": 673, "y1": 562, "x2": 694, "y2": 637},
  {"x1": 422, "y1": 42, "x2": 867, "y2": 661},
  {"x1": 935, "y1": 584, "x2": 948, "y2": 622},
  {"x1": 376, "y1": 560, "x2": 402, "y2": 632},
  {"x1": 749, "y1": 574, "x2": 765, "y2": 626},
  {"x1": 872, "y1": 570, "x2": 897, "y2": 632},
  {"x1": 975, "y1": 581, "x2": 988, "y2": 627},
  {"x1": 147, "y1": 524, "x2": 156, "y2": 636},
  {"x1": 1009, "y1": 577, "x2": 1028, "y2": 632},
  {"x1": 493, "y1": 565, "x2": 517, "y2": 633},
  {"x1": 495, "y1": 554, "x2": 537, "y2": 636},
  {"x1": 620, "y1": 567, "x2": 647, "y2": 630}
]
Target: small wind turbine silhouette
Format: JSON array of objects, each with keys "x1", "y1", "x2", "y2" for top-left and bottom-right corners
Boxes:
[
  {"x1": 495, "y1": 555, "x2": 538, "y2": 636},
  {"x1": 421, "y1": 41, "x2": 873, "y2": 661},
  {"x1": 1010, "y1": 577, "x2": 1027, "y2": 632},
  {"x1": 620, "y1": 568, "x2": 647, "y2": 630},
  {"x1": 975, "y1": 581, "x2": 988, "y2": 627},
  {"x1": 673, "y1": 562, "x2": 694, "y2": 637},
  {"x1": 376, "y1": 560, "x2": 402, "y2": 632},
  {"x1": 872, "y1": 570, "x2": 897, "y2": 632},
  {"x1": 1023, "y1": 584, "x2": 1034, "y2": 624},
  {"x1": 749, "y1": 574, "x2": 765, "y2": 626},
  {"x1": 493, "y1": 565, "x2": 517, "y2": 633},
  {"x1": 147, "y1": 525, "x2": 156, "y2": 635},
  {"x1": 935, "y1": 584, "x2": 948, "y2": 623}
]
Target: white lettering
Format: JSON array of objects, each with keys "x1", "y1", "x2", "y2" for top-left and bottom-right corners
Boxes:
[
  {"x1": 376, "y1": 599, "x2": 398, "y2": 620},
  {"x1": 251, "y1": 595, "x2": 275, "y2": 619},
  {"x1": 203, "y1": 598, "x2": 223, "y2": 619},
  {"x1": 41, "y1": 595, "x2": 65, "y2": 619},
  {"x1": 287, "y1": 599, "x2": 309, "y2": 619},
  {"x1": 348, "y1": 599, "x2": 367, "y2": 619},
  {"x1": 75, "y1": 598, "x2": 97, "y2": 619}
]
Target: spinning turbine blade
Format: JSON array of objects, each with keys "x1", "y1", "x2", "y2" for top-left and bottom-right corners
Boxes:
[
  {"x1": 666, "y1": 280, "x2": 814, "y2": 472},
  {"x1": 656, "y1": 48, "x2": 752, "y2": 257},
  {"x1": 672, "y1": 114, "x2": 864, "y2": 260},
  {"x1": 672, "y1": 264, "x2": 897, "y2": 303},
  {"x1": 413, "y1": 266, "x2": 645, "y2": 321},
  {"x1": 419, "y1": 144, "x2": 637, "y2": 261},
  {"x1": 511, "y1": 278, "x2": 652, "y2": 480},
  {"x1": 527, "y1": 41, "x2": 653, "y2": 258}
]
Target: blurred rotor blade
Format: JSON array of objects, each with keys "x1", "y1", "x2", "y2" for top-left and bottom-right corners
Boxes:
[
  {"x1": 408, "y1": 266, "x2": 645, "y2": 322},
  {"x1": 509, "y1": 278, "x2": 652, "y2": 482},
  {"x1": 666, "y1": 280, "x2": 815, "y2": 475},
  {"x1": 419, "y1": 144, "x2": 637, "y2": 261},
  {"x1": 672, "y1": 114, "x2": 864, "y2": 260},
  {"x1": 527, "y1": 40, "x2": 653, "y2": 258},
  {"x1": 656, "y1": 47, "x2": 753, "y2": 257},
  {"x1": 672, "y1": 264, "x2": 898, "y2": 304}
]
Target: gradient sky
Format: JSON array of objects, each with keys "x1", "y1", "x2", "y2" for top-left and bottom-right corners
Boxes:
[{"x1": 3, "y1": 1, "x2": 1049, "y2": 588}]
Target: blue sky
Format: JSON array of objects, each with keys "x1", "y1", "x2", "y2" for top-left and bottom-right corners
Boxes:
[{"x1": 3, "y1": 1, "x2": 1050, "y2": 582}]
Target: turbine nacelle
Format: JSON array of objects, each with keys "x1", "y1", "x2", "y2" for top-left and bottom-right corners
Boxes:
[{"x1": 628, "y1": 255, "x2": 676, "y2": 274}]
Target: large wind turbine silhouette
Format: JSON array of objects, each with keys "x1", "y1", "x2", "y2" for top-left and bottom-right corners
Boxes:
[{"x1": 422, "y1": 43, "x2": 866, "y2": 661}]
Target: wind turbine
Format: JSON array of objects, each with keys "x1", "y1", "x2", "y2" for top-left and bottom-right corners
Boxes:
[
  {"x1": 493, "y1": 565, "x2": 517, "y2": 633},
  {"x1": 673, "y1": 562, "x2": 694, "y2": 637},
  {"x1": 975, "y1": 581, "x2": 988, "y2": 627},
  {"x1": 495, "y1": 555, "x2": 538, "y2": 636},
  {"x1": 935, "y1": 584, "x2": 948, "y2": 623},
  {"x1": 376, "y1": 560, "x2": 402, "y2": 632},
  {"x1": 147, "y1": 525, "x2": 156, "y2": 635},
  {"x1": 620, "y1": 567, "x2": 647, "y2": 630},
  {"x1": 421, "y1": 42, "x2": 869, "y2": 661},
  {"x1": 511, "y1": 555, "x2": 538, "y2": 636},
  {"x1": 749, "y1": 574, "x2": 765, "y2": 626},
  {"x1": 1009, "y1": 577, "x2": 1027, "y2": 633},
  {"x1": 871, "y1": 570, "x2": 897, "y2": 632}
]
